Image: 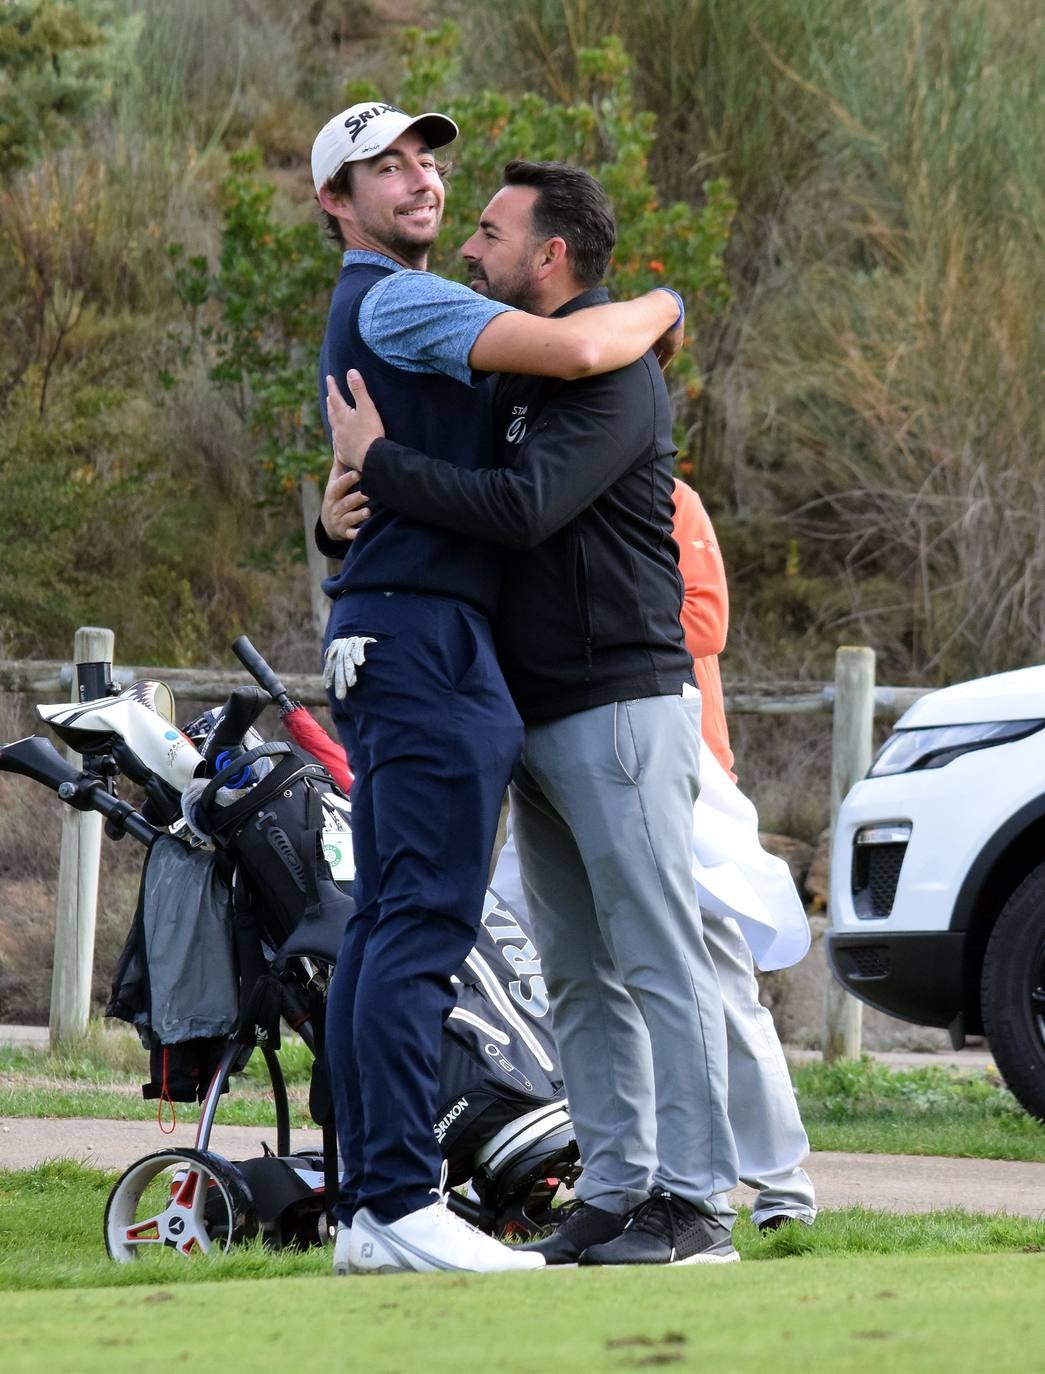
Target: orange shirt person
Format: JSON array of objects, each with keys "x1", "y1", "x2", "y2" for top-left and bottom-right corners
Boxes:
[{"x1": 671, "y1": 479, "x2": 736, "y2": 780}]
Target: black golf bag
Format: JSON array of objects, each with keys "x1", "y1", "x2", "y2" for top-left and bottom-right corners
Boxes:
[{"x1": 105, "y1": 733, "x2": 577, "y2": 1254}]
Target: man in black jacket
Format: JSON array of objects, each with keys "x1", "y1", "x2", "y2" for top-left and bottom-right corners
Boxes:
[{"x1": 325, "y1": 161, "x2": 741, "y2": 1266}]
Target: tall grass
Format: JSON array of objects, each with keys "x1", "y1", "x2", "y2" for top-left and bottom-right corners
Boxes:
[
  {"x1": 0, "y1": 1, "x2": 335, "y2": 667},
  {"x1": 447, "y1": 0, "x2": 1044, "y2": 682},
  {"x1": 744, "y1": 1, "x2": 1044, "y2": 679}
]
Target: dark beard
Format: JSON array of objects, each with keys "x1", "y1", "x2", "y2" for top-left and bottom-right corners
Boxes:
[
  {"x1": 380, "y1": 230, "x2": 430, "y2": 269},
  {"x1": 490, "y1": 267, "x2": 542, "y2": 315}
]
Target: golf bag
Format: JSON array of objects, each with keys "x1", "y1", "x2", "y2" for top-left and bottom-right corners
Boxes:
[
  {"x1": 94, "y1": 686, "x2": 576, "y2": 1255},
  {"x1": 194, "y1": 740, "x2": 574, "y2": 1211}
]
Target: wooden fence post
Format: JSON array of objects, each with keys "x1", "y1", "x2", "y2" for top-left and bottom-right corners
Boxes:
[
  {"x1": 49, "y1": 626, "x2": 113, "y2": 1048},
  {"x1": 822, "y1": 644, "x2": 875, "y2": 1061}
]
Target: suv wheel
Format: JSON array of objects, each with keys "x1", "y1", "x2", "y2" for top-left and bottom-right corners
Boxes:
[{"x1": 980, "y1": 864, "x2": 1045, "y2": 1121}]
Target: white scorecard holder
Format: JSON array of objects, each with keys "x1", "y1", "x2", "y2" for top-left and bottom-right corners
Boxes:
[{"x1": 322, "y1": 829, "x2": 355, "y2": 882}]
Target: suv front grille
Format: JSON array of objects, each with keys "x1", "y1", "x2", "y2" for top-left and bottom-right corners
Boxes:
[{"x1": 838, "y1": 944, "x2": 891, "y2": 980}]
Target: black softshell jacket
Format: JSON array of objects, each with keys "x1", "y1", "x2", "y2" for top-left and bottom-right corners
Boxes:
[{"x1": 361, "y1": 286, "x2": 694, "y2": 722}]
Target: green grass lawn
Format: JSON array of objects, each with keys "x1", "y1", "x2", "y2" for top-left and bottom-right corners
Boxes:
[
  {"x1": 0, "y1": 1029, "x2": 313, "y2": 1128},
  {"x1": 2, "y1": 1248, "x2": 1044, "y2": 1374},
  {"x1": 1, "y1": 1161, "x2": 1043, "y2": 1374},
  {"x1": 0, "y1": 1080, "x2": 304, "y2": 1127},
  {"x1": 1, "y1": 1160, "x2": 1042, "y2": 1295},
  {"x1": 793, "y1": 1057, "x2": 1045, "y2": 1160},
  {"x1": 3, "y1": 1032, "x2": 1044, "y2": 1160}
]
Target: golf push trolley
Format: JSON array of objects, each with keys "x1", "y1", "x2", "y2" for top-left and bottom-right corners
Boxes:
[{"x1": 0, "y1": 638, "x2": 578, "y2": 1261}]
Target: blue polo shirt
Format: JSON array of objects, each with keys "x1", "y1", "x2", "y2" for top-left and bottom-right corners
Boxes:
[{"x1": 353, "y1": 250, "x2": 513, "y2": 383}]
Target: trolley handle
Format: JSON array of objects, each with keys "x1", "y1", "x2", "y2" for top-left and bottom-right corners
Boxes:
[
  {"x1": 231, "y1": 635, "x2": 293, "y2": 714},
  {"x1": 0, "y1": 736, "x2": 157, "y2": 846}
]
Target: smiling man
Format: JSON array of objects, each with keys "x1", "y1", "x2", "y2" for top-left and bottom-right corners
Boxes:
[{"x1": 309, "y1": 102, "x2": 683, "y2": 1277}]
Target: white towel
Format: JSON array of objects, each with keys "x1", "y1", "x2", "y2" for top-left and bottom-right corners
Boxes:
[
  {"x1": 493, "y1": 741, "x2": 811, "y2": 973},
  {"x1": 689, "y1": 741, "x2": 811, "y2": 971}
]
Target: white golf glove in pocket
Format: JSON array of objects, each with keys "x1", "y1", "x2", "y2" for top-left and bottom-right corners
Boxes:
[{"x1": 323, "y1": 636, "x2": 376, "y2": 699}]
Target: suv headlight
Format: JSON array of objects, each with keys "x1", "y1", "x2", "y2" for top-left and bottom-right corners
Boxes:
[{"x1": 869, "y1": 719, "x2": 1045, "y2": 777}]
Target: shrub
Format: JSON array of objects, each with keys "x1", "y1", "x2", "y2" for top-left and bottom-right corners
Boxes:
[{"x1": 0, "y1": 0, "x2": 106, "y2": 173}]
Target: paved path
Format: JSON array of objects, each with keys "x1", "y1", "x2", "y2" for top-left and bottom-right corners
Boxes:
[
  {"x1": 2, "y1": 1115, "x2": 1043, "y2": 1219},
  {"x1": 6, "y1": 1025, "x2": 1036, "y2": 1218},
  {"x1": 0, "y1": 1025, "x2": 51, "y2": 1047},
  {"x1": 786, "y1": 1046, "x2": 997, "y2": 1073}
]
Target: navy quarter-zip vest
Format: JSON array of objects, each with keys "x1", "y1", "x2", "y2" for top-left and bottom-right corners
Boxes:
[{"x1": 318, "y1": 261, "x2": 501, "y2": 619}]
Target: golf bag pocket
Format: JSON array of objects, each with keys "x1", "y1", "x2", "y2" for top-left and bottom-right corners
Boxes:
[
  {"x1": 437, "y1": 974, "x2": 566, "y2": 1186},
  {"x1": 107, "y1": 835, "x2": 239, "y2": 1103},
  {"x1": 144, "y1": 837, "x2": 238, "y2": 1043}
]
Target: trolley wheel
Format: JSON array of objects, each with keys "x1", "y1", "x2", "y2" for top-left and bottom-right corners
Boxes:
[{"x1": 103, "y1": 1148, "x2": 258, "y2": 1262}]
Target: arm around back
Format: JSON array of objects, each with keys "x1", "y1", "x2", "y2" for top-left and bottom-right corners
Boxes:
[
  {"x1": 363, "y1": 359, "x2": 667, "y2": 548},
  {"x1": 468, "y1": 289, "x2": 680, "y2": 379}
]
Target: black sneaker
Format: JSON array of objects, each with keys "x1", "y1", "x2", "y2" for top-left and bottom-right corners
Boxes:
[
  {"x1": 579, "y1": 1188, "x2": 739, "y2": 1266},
  {"x1": 518, "y1": 1201, "x2": 627, "y2": 1265},
  {"x1": 758, "y1": 1214, "x2": 812, "y2": 1234}
]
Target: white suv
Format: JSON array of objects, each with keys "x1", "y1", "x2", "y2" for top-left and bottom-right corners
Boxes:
[{"x1": 828, "y1": 664, "x2": 1045, "y2": 1119}]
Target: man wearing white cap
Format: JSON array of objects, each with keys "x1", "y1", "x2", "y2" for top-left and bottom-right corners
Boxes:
[{"x1": 309, "y1": 101, "x2": 684, "y2": 1276}]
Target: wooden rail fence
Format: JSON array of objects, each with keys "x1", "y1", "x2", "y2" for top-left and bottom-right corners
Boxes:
[{"x1": 1, "y1": 630, "x2": 929, "y2": 1056}]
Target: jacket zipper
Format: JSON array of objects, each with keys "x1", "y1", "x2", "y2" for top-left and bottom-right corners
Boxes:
[{"x1": 574, "y1": 535, "x2": 594, "y2": 680}]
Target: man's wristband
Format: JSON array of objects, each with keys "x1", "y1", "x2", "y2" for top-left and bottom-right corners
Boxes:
[{"x1": 656, "y1": 287, "x2": 685, "y2": 328}]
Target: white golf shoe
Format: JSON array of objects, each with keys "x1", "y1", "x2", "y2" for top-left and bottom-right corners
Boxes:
[
  {"x1": 347, "y1": 1169, "x2": 545, "y2": 1275},
  {"x1": 332, "y1": 1221, "x2": 352, "y2": 1276}
]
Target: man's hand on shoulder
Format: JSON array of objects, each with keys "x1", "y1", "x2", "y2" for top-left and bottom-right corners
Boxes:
[
  {"x1": 321, "y1": 456, "x2": 371, "y2": 543},
  {"x1": 326, "y1": 371, "x2": 387, "y2": 473},
  {"x1": 652, "y1": 288, "x2": 685, "y2": 372},
  {"x1": 652, "y1": 316, "x2": 684, "y2": 371}
]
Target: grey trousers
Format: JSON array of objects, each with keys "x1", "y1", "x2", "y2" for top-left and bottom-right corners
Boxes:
[
  {"x1": 490, "y1": 827, "x2": 816, "y2": 1222},
  {"x1": 511, "y1": 694, "x2": 739, "y2": 1221},
  {"x1": 705, "y1": 910, "x2": 816, "y2": 1225}
]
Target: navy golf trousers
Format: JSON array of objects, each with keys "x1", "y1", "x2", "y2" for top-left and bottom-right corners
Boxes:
[{"x1": 324, "y1": 591, "x2": 523, "y2": 1224}]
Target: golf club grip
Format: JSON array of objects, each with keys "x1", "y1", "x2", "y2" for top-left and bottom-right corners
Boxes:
[
  {"x1": 232, "y1": 635, "x2": 289, "y2": 707},
  {"x1": 201, "y1": 685, "x2": 269, "y2": 764}
]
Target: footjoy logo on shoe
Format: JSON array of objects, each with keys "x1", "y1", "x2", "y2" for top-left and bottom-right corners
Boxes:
[
  {"x1": 434, "y1": 1096, "x2": 469, "y2": 1143},
  {"x1": 361, "y1": 1242, "x2": 374, "y2": 1259}
]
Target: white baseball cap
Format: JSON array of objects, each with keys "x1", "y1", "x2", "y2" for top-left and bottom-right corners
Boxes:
[{"x1": 311, "y1": 100, "x2": 458, "y2": 192}]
